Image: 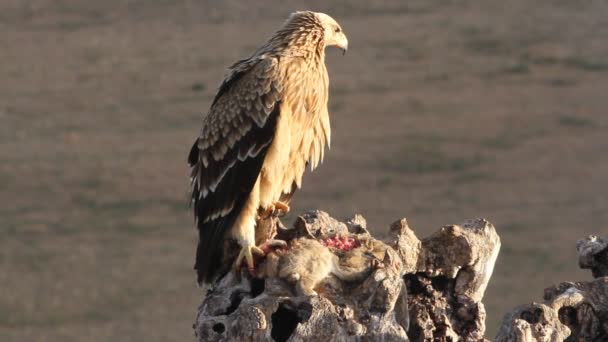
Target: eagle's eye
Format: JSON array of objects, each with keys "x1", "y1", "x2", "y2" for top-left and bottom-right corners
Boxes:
[{"x1": 334, "y1": 27, "x2": 341, "y2": 33}]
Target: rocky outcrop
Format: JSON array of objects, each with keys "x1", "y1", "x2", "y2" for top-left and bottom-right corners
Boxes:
[
  {"x1": 193, "y1": 211, "x2": 500, "y2": 341},
  {"x1": 496, "y1": 235, "x2": 608, "y2": 342}
]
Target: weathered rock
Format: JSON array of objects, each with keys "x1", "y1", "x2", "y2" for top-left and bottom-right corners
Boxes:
[
  {"x1": 194, "y1": 211, "x2": 500, "y2": 342},
  {"x1": 496, "y1": 235, "x2": 608, "y2": 342},
  {"x1": 577, "y1": 235, "x2": 608, "y2": 278},
  {"x1": 388, "y1": 218, "x2": 500, "y2": 341},
  {"x1": 495, "y1": 303, "x2": 570, "y2": 342}
]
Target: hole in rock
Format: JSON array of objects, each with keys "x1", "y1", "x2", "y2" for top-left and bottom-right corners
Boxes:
[
  {"x1": 520, "y1": 308, "x2": 543, "y2": 324},
  {"x1": 404, "y1": 274, "x2": 424, "y2": 295},
  {"x1": 558, "y1": 306, "x2": 578, "y2": 326},
  {"x1": 404, "y1": 273, "x2": 452, "y2": 295},
  {"x1": 212, "y1": 323, "x2": 225, "y2": 334},
  {"x1": 430, "y1": 275, "x2": 450, "y2": 292},
  {"x1": 408, "y1": 322, "x2": 424, "y2": 341},
  {"x1": 271, "y1": 303, "x2": 304, "y2": 342},
  {"x1": 224, "y1": 291, "x2": 245, "y2": 316},
  {"x1": 251, "y1": 278, "x2": 265, "y2": 298}
]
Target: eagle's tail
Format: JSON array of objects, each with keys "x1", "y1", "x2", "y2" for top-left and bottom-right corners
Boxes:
[{"x1": 194, "y1": 211, "x2": 241, "y2": 285}]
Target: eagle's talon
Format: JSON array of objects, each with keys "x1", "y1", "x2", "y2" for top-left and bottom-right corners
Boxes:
[
  {"x1": 259, "y1": 201, "x2": 291, "y2": 219},
  {"x1": 273, "y1": 201, "x2": 290, "y2": 216},
  {"x1": 235, "y1": 245, "x2": 265, "y2": 273}
]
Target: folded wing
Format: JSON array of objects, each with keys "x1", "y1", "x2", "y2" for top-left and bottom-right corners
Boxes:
[{"x1": 188, "y1": 57, "x2": 282, "y2": 284}]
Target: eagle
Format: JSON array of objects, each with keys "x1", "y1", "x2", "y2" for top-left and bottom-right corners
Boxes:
[{"x1": 188, "y1": 11, "x2": 348, "y2": 285}]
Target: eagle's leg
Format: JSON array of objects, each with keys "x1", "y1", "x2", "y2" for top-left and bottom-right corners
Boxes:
[{"x1": 232, "y1": 180, "x2": 266, "y2": 274}]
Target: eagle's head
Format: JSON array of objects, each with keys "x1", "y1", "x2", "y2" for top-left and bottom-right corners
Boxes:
[
  {"x1": 313, "y1": 12, "x2": 348, "y2": 54},
  {"x1": 282, "y1": 11, "x2": 348, "y2": 55}
]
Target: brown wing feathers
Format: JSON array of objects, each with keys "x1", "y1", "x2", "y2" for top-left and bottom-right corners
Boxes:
[
  {"x1": 190, "y1": 105, "x2": 279, "y2": 284},
  {"x1": 189, "y1": 58, "x2": 281, "y2": 284}
]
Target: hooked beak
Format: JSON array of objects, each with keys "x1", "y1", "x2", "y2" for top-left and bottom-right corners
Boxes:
[
  {"x1": 339, "y1": 33, "x2": 348, "y2": 56},
  {"x1": 340, "y1": 39, "x2": 348, "y2": 55}
]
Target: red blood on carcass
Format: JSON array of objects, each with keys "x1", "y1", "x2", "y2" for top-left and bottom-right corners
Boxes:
[{"x1": 322, "y1": 235, "x2": 360, "y2": 251}]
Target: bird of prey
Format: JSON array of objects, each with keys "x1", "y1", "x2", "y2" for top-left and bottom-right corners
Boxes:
[{"x1": 188, "y1": 11, "x2": 348, "y2": 285}]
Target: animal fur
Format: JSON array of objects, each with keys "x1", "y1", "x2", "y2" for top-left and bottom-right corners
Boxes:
[{"x1": 257, "y1": 238, "x2": 383, "y2": 296}]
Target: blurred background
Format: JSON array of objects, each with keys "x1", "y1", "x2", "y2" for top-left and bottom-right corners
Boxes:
[{"x1": 2, "y1": 0, "x2": 607, "y2": 340}]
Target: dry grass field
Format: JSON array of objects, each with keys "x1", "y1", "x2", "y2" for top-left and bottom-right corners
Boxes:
[{"x1": 2, "y1": 0, "x2": 608, "y2": 340}]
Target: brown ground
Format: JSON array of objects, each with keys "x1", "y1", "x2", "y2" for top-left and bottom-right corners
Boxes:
[{"x1": 2, "y1": 1, "x2": 608, "y2": 340}]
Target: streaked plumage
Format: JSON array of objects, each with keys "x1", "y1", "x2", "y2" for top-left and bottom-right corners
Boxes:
[{"x1": 188, "y1": 11, "x2": 348, "y2": 284}]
